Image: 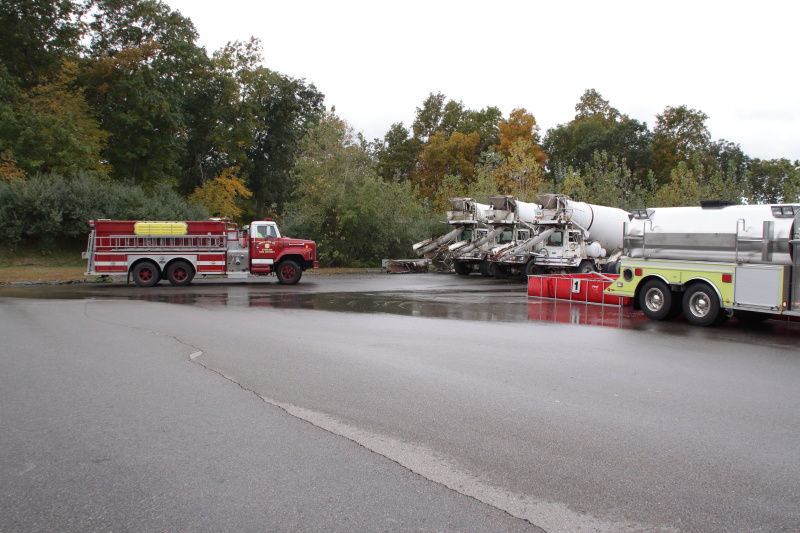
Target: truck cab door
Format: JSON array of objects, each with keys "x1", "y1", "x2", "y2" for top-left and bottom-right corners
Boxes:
[
  {"x1": 543, "y1": 230, "x2": 563, "y2": 256},
  {"x1": 250, "y1": 222, "x2": 280, "y2": 273}
]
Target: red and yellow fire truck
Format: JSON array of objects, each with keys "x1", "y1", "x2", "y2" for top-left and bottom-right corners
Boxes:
[{"x1": 83, "y1": 218, "x2": 318, "y2": 286}]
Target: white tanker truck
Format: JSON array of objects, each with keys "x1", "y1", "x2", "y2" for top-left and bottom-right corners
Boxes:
[
  {"x1": 491, "y1": 194, "x2": 630, "y2": 277},
  {"x1": 604, "y1": 201, "x2": 800, "y2": 326}
]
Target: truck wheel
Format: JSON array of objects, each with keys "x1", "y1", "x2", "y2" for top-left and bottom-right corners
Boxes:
[
  {"x1": 131, "y1": 261, "x2": 160, "y2": 287},
  {"x1": 602, "y1": 261, "x2": 621, "y2": 275},
  {"x1": 682, "y1": 282, "x2": 723, "y2": 327},
  {"x1": 639, "y1": 279, "x2": 676, "y2": 321},
  {"x1": 576, "y1": 260, "x2": 596, "y2": 273},
  {"x1": 276, "y1": 260, "x2": 302, "y2": 285},
  {"x1": 525, "y1": 261, "x2": 542, "y2": 276},
  {"x1": 167, "y1": 260, "x2": 194, "y2": 286},
  {"x1": 453, "y1": 261, "x2": 471, "y2": 276},
  {"x1": 479, "y1": 259, "x2": 493, "y2": 277},
  {"x1": 493, "y1": 264, "x2": 510, "y2": 279}
]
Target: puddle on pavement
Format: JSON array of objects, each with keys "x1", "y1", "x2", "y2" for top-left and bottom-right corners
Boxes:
[
  {"x1": 1, "y1": 281, "x2": 639, "y2": 325},
  {"x1": 3, "y1": 282, "x2": 800, "y2": 340}
]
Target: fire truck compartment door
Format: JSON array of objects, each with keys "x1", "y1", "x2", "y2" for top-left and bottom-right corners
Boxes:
[
  {"x1": 733, "y1": 265, "x2": 788, "y2": 311},
  {"x1": 792, "y1": 240, "x2": 800, "y2": 311}
]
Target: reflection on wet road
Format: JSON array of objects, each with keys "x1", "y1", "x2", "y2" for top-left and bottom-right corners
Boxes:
[
  {"x1": 0, "y1": 280, "x2": 647, "y2": 325},
  {"x1": 136, "y1": 289, "x2": 651, "y2": 329},
  {"x1": 3, "y1": 277, "x2": 800, "y2": 345}
]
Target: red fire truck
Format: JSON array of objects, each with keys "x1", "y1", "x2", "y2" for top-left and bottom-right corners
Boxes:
[{"x1": 83, "y1": 219, "x2": 318, "y2": 286}]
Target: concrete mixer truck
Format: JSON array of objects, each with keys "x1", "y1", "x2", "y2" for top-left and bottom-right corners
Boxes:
[
  {"x1": 490, "y1": 194, "x2": 630, "y2": 277},
  {"x1": 450, "y1": 195, "x2": 534, "y2": 276},
  {"x1": 412, "y1": 198, "x2": 490, "y2": 268},
  {"x1": 604, "y1": 201, "x2": 800, "y2": 326}
]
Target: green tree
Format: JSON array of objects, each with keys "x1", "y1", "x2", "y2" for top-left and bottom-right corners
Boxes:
[
  {"x1": 410, "y1": 131, "x2": 481, "y2": 209},
  {"x1": 747, "y1": 158, "x2": 800, "y2": 203},
  {"x1": 412, "y1": 92, "x2": 447, "y2": 142},
  {"x1": 574, "y1": 88, "x2": 622, "y2": 122},
  {"x1": 241, "y1": 63, "x2": 324, "y2": 215},
  {"x1": 559, "y1": 169, "x2": 587, "y2": 202},
  {"x1": 178, "y1": 38, "x2": 264, "y2": 195},
  {"x1": 0, "y1": 173, "x2": 206, "y2": 250},
  {"x1": 81, "y1": 0, "x2": 208, "y2": 187},
  {"x1": 285, "y1": 111, "x2": 429, "y2": 266},
  {"x1": 652, "y1": 157, "x2": 706, "y2": 207},
  {"x1": 411, "y1": 92, "x2": 501, "y2": 150},
  {"x1": 375, "y1": 122, "x2": 422, "y2": 182},
  {"x1": 651, "y1": 105, "x2": 711, "y2": 185},
  {"x1": 0, "y1": 61, "x2": 109, "y2": 177},
  {"x1": 458, "y1": 105, "x2": 502, "y2": 153},
  {"x1": 578, "y1": 151, "x2": 654, "y2": 210},
  {"x1": 192, "y1": 38, "x2": 324, "y2": 216},
  {"x1": 469, "y1": 150, "x2": 503, "y2": 200},
  {"x1": 544, "y1": 89, "x2": 651, "y2": 184},
  {"x1": 492, "y1": 139, "x2": 546, "y2": 202},
  {"x1": 0, "y1": 0, "x2": 85, "y2": 88}
]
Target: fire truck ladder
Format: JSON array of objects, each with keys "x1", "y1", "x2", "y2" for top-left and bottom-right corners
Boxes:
[
  {"x1": 96, "y1": 234, "x2": 227, "y2": 252},
  {"x1": 83, "y1": 230, "x2": 97, "y2": 274}
]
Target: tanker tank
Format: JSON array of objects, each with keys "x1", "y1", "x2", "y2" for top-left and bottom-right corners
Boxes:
[{"x1": 624, "y1": 203, "x2": 800, "y2": 265}]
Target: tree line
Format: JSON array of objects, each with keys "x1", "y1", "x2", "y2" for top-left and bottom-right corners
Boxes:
[
  {"x1": 373, "y1": 89, "x2": 799, "y2": 212},
  {"x1": 2, "y1": 1, "x2": 798, "y2": 265}
]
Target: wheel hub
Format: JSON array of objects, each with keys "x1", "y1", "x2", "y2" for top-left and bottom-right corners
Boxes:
[
  {"x1": 690, "y1": 294, "x2": 710, "y2": 317},
  {"x1": 646, "y1": 290, "x2": 663, "y2": 311}
]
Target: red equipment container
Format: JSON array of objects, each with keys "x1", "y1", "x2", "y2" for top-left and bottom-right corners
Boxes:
[{"x1": 527, "y1": 273, "x2": 632, "y2": 306}]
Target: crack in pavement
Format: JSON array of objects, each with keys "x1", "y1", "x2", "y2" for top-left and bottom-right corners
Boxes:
[{"x1": 83, "y1": 300, "x2": 674, "y2": 533}]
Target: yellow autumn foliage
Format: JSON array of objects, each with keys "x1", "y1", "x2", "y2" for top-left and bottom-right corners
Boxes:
[
  {"x1": 495, "y1": 108, "x2": 547, "y2": 165},
  {"x1": 0, "y1": 150, "x2": 26, "y2": 182},
  {"x1": 190, "y1": 167, "x2": 253, "y2": 218}
]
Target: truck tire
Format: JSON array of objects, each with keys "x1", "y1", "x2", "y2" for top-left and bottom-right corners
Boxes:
[
  {"x1": 453, "y1": 260, "x2": 471, "y2": 276},
  {"x1": 601, "y1": 261, "x2": 621, "y2": 275},
  {"x1": 639, "y1": 279, "x2": 677, "y2": 321},
  {"x1": 131, "y1": 261, "x2": 160, "y2": 287},
  {"x1": 525, "y1": 261, "x2": 542, "y2": 277},
  {"x1": 276, "y1": 260, "x2": 302, "y2": 285},
  {"x1": 479, "y1": 259, "x2": 493, "y2": 277},
  {"x1": 682, "y1": 282, "x2": 723, "y2": 327},
  {"x1": 167, "y1": 260, "x2": 194, "y2": 286},
  {"x1": 493, "y1": 264, "x2": 510, "y2": 279},
  {"x1": 576, "y1": 260, "x2": 596, "y2": 273}
]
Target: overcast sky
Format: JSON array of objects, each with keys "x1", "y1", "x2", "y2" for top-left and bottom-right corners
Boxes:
[{"x1": 166, "y1": 0, "x2": 798, "y2": 161}]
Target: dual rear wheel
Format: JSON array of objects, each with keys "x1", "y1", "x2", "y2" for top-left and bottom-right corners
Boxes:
[
  {"x1": 131, "y1": 260, "x2": 195, "y2": 287},
  {"x1": 639, "y1": 279, "x2": 728, "y2": 327}
]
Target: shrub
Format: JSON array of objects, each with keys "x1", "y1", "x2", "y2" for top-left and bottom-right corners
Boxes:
[{"x1": 0, "y1": 174, "x2": 208, "y2": 250}]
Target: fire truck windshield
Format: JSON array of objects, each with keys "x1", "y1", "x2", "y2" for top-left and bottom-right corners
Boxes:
[{"x1": 255, "y1": 224, "x2": 278, "y2": 238}]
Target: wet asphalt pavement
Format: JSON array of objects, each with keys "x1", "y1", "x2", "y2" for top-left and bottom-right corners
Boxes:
[{"x1": 1, "y1": 272, "x2": 799, "y2": 532}]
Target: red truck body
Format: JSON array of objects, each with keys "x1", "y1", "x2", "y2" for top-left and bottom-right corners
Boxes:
[{"x1": 83, "y1": 219, "x2": 318, "y2": 286}]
